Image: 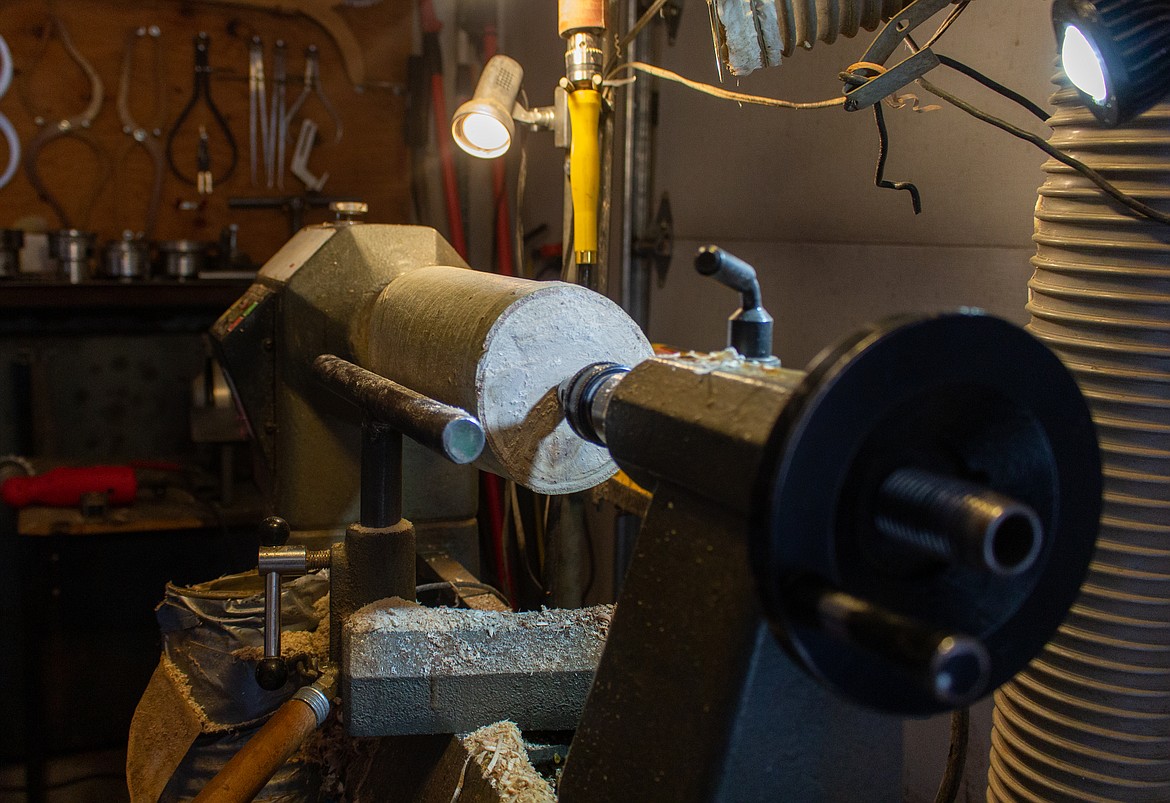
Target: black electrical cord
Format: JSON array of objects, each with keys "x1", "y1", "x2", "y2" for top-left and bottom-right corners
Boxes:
[
  {"x1": 935, "y1": 55, "x2": 1051, "y2": 122},
  {"x1": 905, "y1": 33, "x2": 1050, "y2": 122},
  {"x1": 933, "y1": 708, "x2": 971, "y2": 803},
  {"x1": 918, "y1": 77, "x2": 1170, "y2": 227},
  {"x1": 873, "y1": 102, "x2": 923, "y2": 214}
]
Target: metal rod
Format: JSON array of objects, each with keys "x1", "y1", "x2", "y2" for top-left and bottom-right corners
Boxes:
[
  {"x1": 263, "y1": 570, "x2": 280, "y2": 659},
  {"x1": 312, "y1": 355, "x2": 484, "y2": 465},
  {"x1": 875, "y1": 468, "x2": 1043, "y2": 576},
  {"x1": 361, "y1": 422, "x2": 402, "y2": 529},
  {"x1": 788, "y1": 578, "x2": 990, "y2": 706}
]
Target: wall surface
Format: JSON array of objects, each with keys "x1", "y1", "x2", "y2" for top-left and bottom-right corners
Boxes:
[{"x1": 501, "y1": 1, "x2": 1062, "y2": 800}]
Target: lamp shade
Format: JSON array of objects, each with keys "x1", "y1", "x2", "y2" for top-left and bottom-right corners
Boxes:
[
  {"x1": 451, "y1": 55, "x2": 524, "y2": 159},
  {"x1": 1053, "y1": 0, "x2": 1170, "y2": 125}
]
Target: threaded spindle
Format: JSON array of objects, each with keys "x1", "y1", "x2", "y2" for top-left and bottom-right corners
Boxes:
[{"x1": 875, "y1": 468, "x2": 1043, "y2": 576}]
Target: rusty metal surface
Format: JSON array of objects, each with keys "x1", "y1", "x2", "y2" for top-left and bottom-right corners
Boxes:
[{"x1": 342, "y1": 602, "x2": 611, "y2": 737}]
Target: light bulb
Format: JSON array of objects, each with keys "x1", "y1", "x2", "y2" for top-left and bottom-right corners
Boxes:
[
  {"x1": 1061, "y1": 24, "x2": 1109, "y2": 104},
  {"x1": 455, "y1": 112, "x2": 511, "y2": 158}
]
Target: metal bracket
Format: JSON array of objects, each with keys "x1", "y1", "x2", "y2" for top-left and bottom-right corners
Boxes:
[
  {"x1": 844, "y1": 49, "x2": 940, "y2": 111},
  {"x1": 842, "y1": 0, "x2": 951, "y2": 111}
]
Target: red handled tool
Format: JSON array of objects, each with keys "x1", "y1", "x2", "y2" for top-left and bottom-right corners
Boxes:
[{"x1": 1, "y1": 466, "x2": 138, "y2": 509}]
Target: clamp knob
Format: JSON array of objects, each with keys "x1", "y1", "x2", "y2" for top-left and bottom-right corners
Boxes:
[
  {"x1": 259, "y1": 515, "x2": 291, "y2": 546},
  {"x1": 255, "y1": 657, "x2": 289, "y2": 691},
  {"x1": 330, "y1": 201, "x2": 368, "y2": 223}
]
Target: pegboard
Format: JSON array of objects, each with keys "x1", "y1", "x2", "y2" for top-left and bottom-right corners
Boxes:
[{"x1": 0, "y1": 0, "x2": 413, "y2": 268}]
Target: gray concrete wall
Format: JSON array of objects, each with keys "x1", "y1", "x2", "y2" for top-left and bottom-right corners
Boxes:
[{"x1": 500, "y1": 2, "x2": 1060, "y2": 800}]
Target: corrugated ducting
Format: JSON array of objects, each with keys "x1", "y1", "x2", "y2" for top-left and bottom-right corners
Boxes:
[
  {"x1": 988, "y1": 83, "x2": 1170, "y2": 802},
  {"x1": 712, "y1": 0, "x2": 915, "y2": 75}
]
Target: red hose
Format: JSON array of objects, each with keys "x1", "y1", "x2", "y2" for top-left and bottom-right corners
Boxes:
[
  {"x1": 430, "y1": 73, "x2": 468, "y2": 258},
  {"x1": 484, "y1": 26, "x2": 514, "y2": 277},
  {"x1": 482, "y1": 473, "x2": 515, "y2": 607}
]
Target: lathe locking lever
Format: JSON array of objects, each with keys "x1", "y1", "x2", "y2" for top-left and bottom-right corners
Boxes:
[
  {"x1": 255, "y1": 516, "x2": 332, "y2": 691},
  {"x1": 695, "y1": 246, "x2": 778, "y2": 363}
]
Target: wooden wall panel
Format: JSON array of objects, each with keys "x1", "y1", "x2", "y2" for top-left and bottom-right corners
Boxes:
[{"x1": 0, "y1": 0, "x2": 413, "y2": 267}]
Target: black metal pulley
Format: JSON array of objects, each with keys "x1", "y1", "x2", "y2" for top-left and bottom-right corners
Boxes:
[{"x1": 751, "y1": 313, "x2": 1102, "y2": 714}]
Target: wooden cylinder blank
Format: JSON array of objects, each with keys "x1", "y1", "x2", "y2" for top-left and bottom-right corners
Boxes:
[
  {"x1": 559, "y1": 0, "x2": 606, "y2": 34},
  {"x1": 366, "y1": 266, "x2": 652, "y2": 494}
]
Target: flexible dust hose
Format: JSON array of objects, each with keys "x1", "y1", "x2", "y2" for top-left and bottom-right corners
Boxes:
[
  {"x1": 567, "y1": 88, "x2": 602, "y2": 271},
  {"x1": 710, "y1": 0, "x2": 918, "y2": 75},
  {"x1": 192, "y1": 671, "x2": 336, "y2": 803},
  {"x1": 988, "y1": 84, "x2": 1170, "y2": 802}
]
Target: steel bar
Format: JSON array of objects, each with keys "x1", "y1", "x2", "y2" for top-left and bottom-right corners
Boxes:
[{"x1": 312, "y1": 354, "x2": 484, "y2": 465}]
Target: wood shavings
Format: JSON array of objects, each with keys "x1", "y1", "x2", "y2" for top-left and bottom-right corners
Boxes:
[
  {"x1": 160, "y1": 653, "x2": 214, "y2": 729},
  {"x1": 462, "y1": 722, "x2": 557, "y2": 803}
]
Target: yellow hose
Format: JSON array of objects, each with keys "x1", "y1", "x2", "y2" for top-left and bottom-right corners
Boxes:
[{"x1": 567, "y1": 88, "x2": 601, "y2": 267}]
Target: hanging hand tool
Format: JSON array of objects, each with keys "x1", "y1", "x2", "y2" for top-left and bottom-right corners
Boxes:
[
  {"x1": 116, "y1": 25, "x2": 166, "y2": 239},
  {"x1": 248, "y1": 36, "x2": 269, "y2": 187},
  {"x1": 0, "y1": 35, "x2": 19, "y2": 191},
  {"x1": 290, "y1": 118, "x2": 328, "y2": 191},
  {"x1": 284, "y1": 45, "x2": 343, "y2": 145},
  {"x1": 20, "y1": 12, "x2": 110, "y2": 229},
  {"x1": 166, "y1": 32, "x2": 238, "y2": 190},
  {"x1": 267, "y1": 40, "x2": 287, "y2": 188},
  {"x1": 1, "y1": 461, "x2": 185, "y2": 509}
]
